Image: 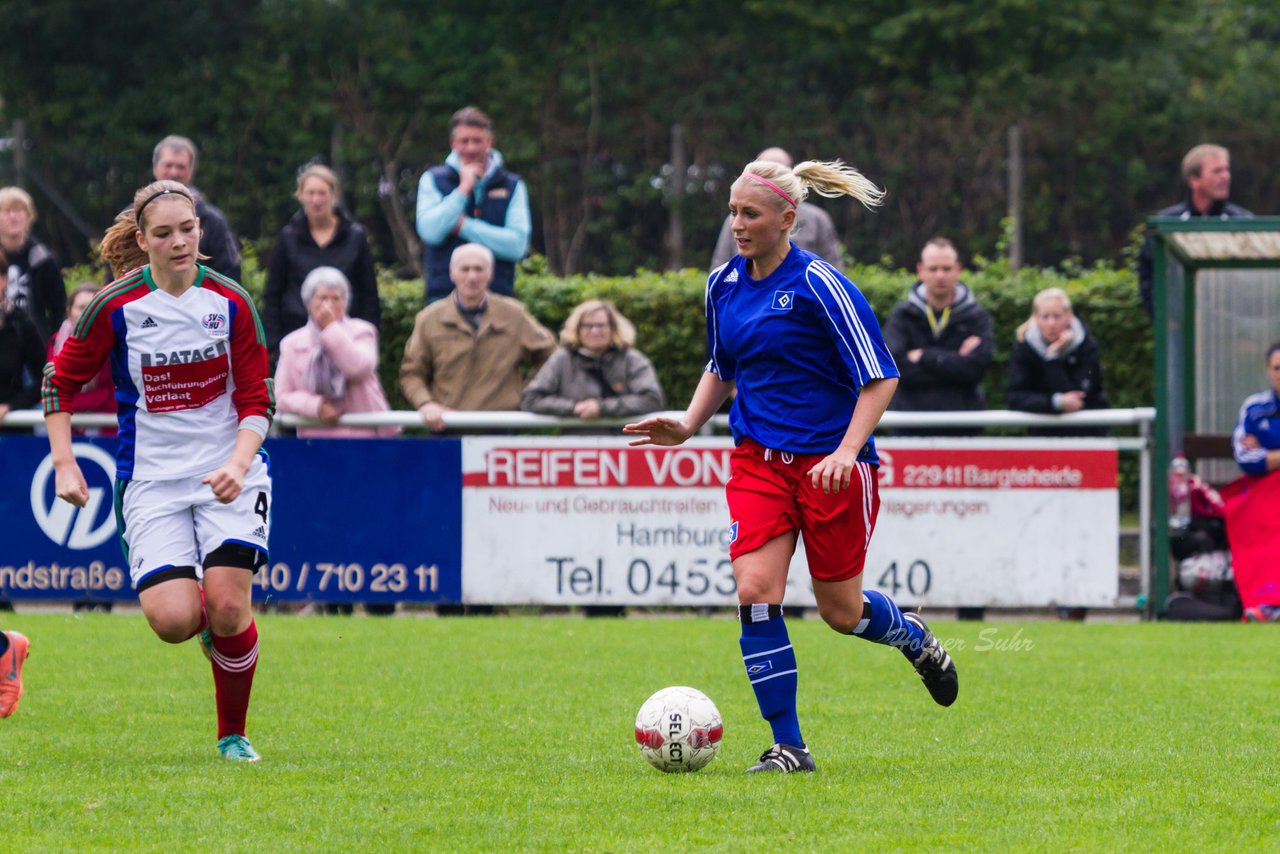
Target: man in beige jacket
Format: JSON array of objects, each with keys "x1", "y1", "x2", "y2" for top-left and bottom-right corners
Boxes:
[{"x1": 400, "y1": 243, "x2": 556, "y2": 431}]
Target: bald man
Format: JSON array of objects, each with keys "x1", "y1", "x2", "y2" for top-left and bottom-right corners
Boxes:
[
  {"x1": 710, "y1": 147, "x2": 845, "y2": 271},
  {"x1": 400, "y1": 243, "x2": 555, "y2": 430}
]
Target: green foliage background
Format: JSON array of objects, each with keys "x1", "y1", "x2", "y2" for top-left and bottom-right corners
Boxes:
[
  {"x1": 67, "y1": 250, "x2": 1150, "y2": 416},
  {"x1": 3, "y1": 0, "x2": 1279, "y2": 278}
]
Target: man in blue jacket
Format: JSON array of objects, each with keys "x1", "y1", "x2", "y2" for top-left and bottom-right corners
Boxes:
[{"x1": 416, "y1": 107, "x2": 531, "y2": 303}]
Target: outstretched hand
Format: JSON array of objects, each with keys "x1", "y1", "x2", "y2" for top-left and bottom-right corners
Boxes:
[{"x1": 623, "y1": 416, "x2": 693, "y2": 447}]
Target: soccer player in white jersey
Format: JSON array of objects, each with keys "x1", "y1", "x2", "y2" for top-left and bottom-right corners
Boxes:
[
  {"x1": 42, "y1": 180, "x2": 274, "y2": 762},
  {"x1": 626, "y1": 158, "x2": 958, "y2": 773}
]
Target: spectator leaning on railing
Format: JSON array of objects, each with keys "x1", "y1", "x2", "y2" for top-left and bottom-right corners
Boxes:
[
  {"x1": 400, "y1": 243, "x2": 555, "y2": 432},
  {"x1": 274, "y1": 266, "x2": 399, "y2": 439},
  {"x1": 1005, "y1": 287, "x2": 1109, "y2": 437},
  {"x1": 883, "y1": 237, "x2": 995, "y2": 436},
  {"x1": 521, "y1": 298, "x2": 664, "y2": 420}
]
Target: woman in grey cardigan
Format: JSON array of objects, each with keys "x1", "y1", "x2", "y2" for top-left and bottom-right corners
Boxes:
[{"x1": 522, "y1": 299, "x2": 664, "y2": 419}]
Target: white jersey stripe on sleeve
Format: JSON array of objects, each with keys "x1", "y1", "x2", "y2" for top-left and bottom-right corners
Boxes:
[
  {"x1": 804, "y1": 262, "x2": 884, "y2": 384},
  {"x1": 801, "y1": 269, "x2": 863, "y2": 379},
  {"x1": 809, "y1": 261, "x2": 883, "y2": 378},
  {"x1": 705, "y1": 272, "x2": 724, "y2": 377}
]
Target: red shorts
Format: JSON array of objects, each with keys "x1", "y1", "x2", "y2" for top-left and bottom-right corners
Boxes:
[{"x1": 725, "y1": 439, "x2": 880, "y2": 582}]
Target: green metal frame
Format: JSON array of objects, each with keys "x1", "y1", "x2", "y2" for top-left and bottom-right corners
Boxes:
[{"x1": 1148, "y1": 216, "x2": 1280, "y2": 617}]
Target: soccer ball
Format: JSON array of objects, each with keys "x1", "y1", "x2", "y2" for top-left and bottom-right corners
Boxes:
[{"x1": 634, "y1": 686, "x2": 723, "y2": 772}]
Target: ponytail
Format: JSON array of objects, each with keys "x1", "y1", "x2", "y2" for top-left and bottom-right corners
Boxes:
[
  {"x1": 738, "y1": 158, "x2": 885, "y2": 215},
  {"x1": 792, "y1": 160, "x2": 885, "y2": 210},
  {"x1": 99, "y1": 208, "x2": 148, "y2": 280}
]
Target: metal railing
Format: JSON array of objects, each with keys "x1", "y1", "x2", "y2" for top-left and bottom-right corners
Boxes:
[{"x1": 4, "y1": 406, "x2": 1157, "y2": 611}]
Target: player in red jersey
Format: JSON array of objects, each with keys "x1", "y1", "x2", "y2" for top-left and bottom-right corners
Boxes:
[{"x1": 43, "y1": 181, "x2": 273, "y2": 761}]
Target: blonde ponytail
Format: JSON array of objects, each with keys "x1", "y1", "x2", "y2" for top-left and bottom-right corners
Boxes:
[{"x1": 792, "y1": 160, "x2": 885, "y2": 210}]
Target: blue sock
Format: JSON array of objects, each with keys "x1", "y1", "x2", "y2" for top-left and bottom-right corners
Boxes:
[
  {"x1": 738, "y1": 605, "x2": 803, "y2": 749},
  {"x1": 852, "y1": 590, "x2": 927, "y2": 662}
]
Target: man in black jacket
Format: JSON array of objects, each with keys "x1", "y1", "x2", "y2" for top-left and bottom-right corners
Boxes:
[
  {"x1": 152, "y1": 135, "x2": 242, "y2": 283},
  {"x1": 1137, "y1": 143, "x2": 1253, "y2": 316},
  {"x1": 884, "y1": 238, "x2": 995, "y2": 428}
]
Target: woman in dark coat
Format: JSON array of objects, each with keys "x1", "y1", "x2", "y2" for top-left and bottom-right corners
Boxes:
[
  {"x1": 1006, "y1": 286, "x2": 1108, "y2": 436},
  {"x1": 262, "y1": 164, "x2": 380, "y2": 358}
]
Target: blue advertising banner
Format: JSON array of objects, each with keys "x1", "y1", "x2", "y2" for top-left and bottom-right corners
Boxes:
[{"x1": 0, "y1": 436, "x2": 462, "y2": 603}]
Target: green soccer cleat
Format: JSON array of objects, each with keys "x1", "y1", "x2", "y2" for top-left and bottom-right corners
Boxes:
[{"x1": 217, "y1": 734, "x2": 261, "y2": 762}]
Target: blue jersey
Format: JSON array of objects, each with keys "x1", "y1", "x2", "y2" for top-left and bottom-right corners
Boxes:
[
  {"x1": 1233, "y1": 388, "x2": 1280, "y2": 475},
  {"x1": 706, "y1": 245, "x2": 899, "y2": 460}
]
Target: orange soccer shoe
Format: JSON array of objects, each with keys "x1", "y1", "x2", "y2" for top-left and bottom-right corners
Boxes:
[{"x1": 0, "y1": 631, "x2": 30, "y2": 718}]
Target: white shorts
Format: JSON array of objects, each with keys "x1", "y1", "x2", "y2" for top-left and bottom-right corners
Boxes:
[{"x1": 116, "y1": 454, "x2": 272, "y2": 590}]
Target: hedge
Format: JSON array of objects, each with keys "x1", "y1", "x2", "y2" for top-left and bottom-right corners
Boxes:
[{"x1": 64, "y1": 251, "x2": 1154, "y2": 415}]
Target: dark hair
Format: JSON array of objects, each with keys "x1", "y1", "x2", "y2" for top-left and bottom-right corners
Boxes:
[
  {"x1": 449, "y1": 106, "x2": 492, "y2": 134},
  {"x1": 0, "y1": 247, "x2": 7, "y2": 270},
  {"x1": 67, "y1": 282, "x2": 99, "y2": 310},
  {"x1": 1267, "y1": 340, "x2": 1280, "y2": 362},
  {"x1": 922, "y1": 237, "x2": 959, "y2": 262}
]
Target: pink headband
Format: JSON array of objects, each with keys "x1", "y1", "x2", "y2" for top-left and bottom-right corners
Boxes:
[{"x1": 745, "y1": 173, "x2": 797, "y2": 207}]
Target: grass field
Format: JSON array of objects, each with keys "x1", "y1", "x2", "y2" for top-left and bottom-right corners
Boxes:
[{"x1": 2, "y1": 612, "x2": 1278, "y2": 851}]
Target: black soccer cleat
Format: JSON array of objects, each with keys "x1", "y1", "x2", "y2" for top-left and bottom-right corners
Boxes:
[
  {"x1": 903, "y1": 612, "x2": 959, "y2": 707},
  {"x1": 745, "y1": 743, "x2": 816, "y2": 773}
]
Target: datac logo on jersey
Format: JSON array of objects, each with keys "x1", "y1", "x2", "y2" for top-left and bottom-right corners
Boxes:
[
  {"x1": 30, "y1": 444, "x2": 117, "y2": 549},
  {"x1": 139, "y1": 339, "x2": 228, "y2": 366}
]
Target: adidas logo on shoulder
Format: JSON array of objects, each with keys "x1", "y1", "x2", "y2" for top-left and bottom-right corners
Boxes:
[
  {"x1": 141, "y1": 316, "x2": 158, "y2": 329},
  {"x1": 724, "y1": 269, "x2": 739, "y2": 283},
  {"x1": 252, "y1": 526, "x2": 267, "y2": 538}
]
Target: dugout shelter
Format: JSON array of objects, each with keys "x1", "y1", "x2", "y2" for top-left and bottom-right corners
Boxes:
[{"x1": 1148, "y1": 216, "x2": 1280, "y2": 617}]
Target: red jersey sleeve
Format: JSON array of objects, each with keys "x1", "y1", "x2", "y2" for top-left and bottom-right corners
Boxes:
[
  {"x1": 223, "y1": 282, "x2": 275, "y2": 427},
  {"x1": 41, "y1": 298, "x2": 117, "y2": 416}
]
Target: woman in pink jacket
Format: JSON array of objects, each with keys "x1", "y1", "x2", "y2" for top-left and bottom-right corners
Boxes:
[{"x1": 274, "y1": 266, "x2": 398, "y2": 438}]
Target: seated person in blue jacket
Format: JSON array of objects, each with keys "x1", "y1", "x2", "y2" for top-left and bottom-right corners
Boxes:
[
  {"x1": 1233, "y1": 340, "x2": 1280, "y2": 476},
  {"x1": 521, "y1": 299, "x2": 664, "y2": 420},
  {"x1": 1005, "y1": 286, "x2": 1109, "y2": 435}
]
